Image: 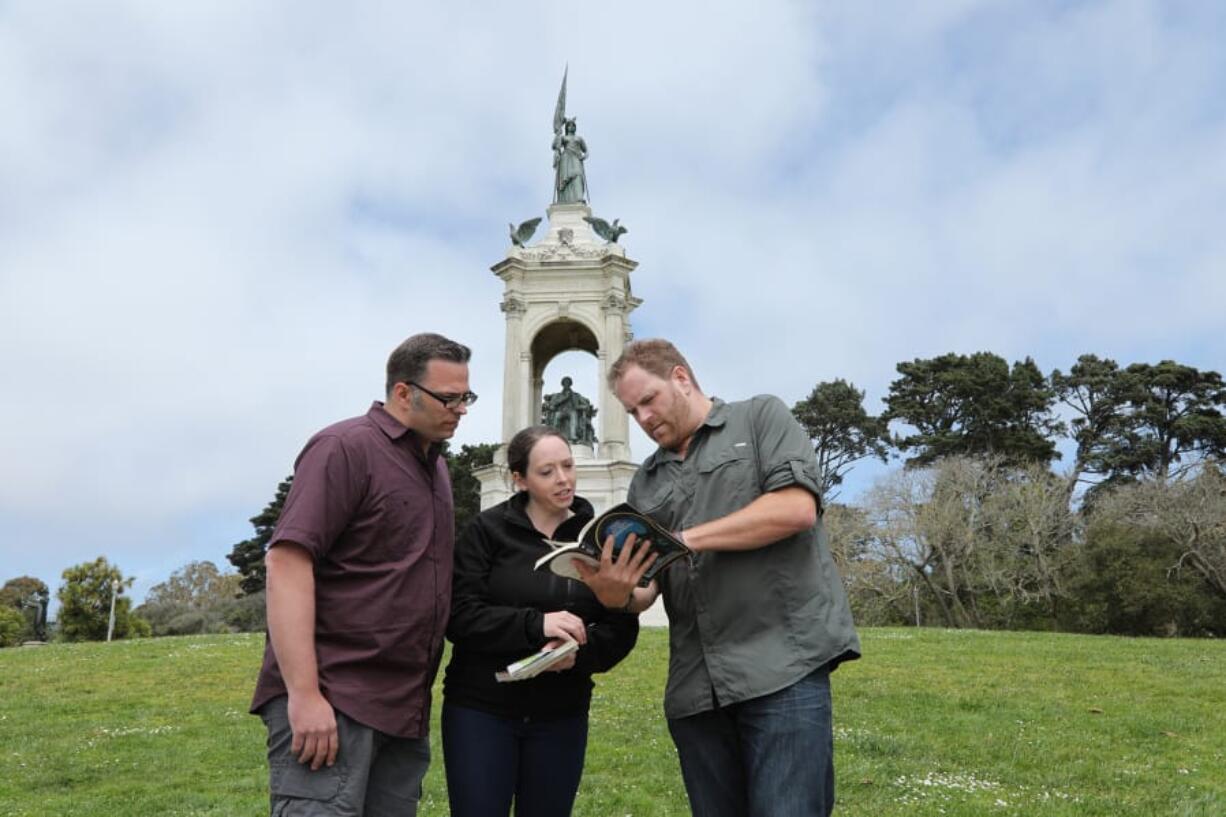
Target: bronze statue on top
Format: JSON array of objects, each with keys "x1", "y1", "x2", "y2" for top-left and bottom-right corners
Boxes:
[{"x1": 552, "y1": 69, "x2": 589, "y2": 205}]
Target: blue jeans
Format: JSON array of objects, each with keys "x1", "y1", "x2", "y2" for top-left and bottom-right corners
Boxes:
[
  {"x1": 441, "y1": 703, "x2": 588, "y2": 817},
  {"x1": 667, "y1": 666, "x2": 836, "y2": 817}
]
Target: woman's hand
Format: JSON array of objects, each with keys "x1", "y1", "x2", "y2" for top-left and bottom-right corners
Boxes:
[
  {"x1": 542, "y1": 610, "x2": 587, "y2": 645},
  {"x1": 573, "y1": 532, "x2": 657, "y2": 609},
  {"x1": 541, "y1": 637, "x2": 578, "y2": 673}
]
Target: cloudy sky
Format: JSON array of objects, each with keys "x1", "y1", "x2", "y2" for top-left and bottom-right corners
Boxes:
[{"x1": 2, "y1": 1, "x2": 1223, "y2": 606}]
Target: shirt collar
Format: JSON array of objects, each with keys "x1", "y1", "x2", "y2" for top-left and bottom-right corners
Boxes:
[
  {"x1": 368, "y1": 401, "x2": 440, "y2": 462},
  {"x1": 702, "y1": 397, "x2": 729, "y2": 429},
  {"x1": 643, "y1": 397, "x2": 727, "y2": 471}
]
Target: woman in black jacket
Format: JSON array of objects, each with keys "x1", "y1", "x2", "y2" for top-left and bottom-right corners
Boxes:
[{"x1": 442, "y1": 425, "x2": 639, "y2": 817}]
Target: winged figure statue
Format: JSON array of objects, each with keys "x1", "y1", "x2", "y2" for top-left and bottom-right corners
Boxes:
[
  {"x1": 583, "y1": 216, "x2": 627, "y2": 244},
  {"x1": 509, "y1": 216, "x2": 543, "y2": 247}
]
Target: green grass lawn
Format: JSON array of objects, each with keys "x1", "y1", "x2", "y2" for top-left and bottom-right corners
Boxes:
[{"x1": 1, "y1": 627, "x2": 1223, "y2": 816}]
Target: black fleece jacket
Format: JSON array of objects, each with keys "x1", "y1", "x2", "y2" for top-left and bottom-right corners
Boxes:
[{"x1": 442, "y1": 492, "x2": 640, "y2": 719}]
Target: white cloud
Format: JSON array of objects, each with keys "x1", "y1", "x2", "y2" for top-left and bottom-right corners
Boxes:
[{"x1": 1, "y1": 0, "x2": 1223, "y2": 600}]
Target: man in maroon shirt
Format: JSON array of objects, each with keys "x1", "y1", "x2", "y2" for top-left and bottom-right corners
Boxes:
[{"x1": 250, "y1": 332, "x2": 475, "y2": 816}]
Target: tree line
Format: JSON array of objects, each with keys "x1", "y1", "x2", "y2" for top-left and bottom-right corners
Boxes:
[
  {"x1": 795, "y1": 351, "x2": 1226, "y2": 636},
  {"x1": 0, "y1": 557, "x2": 263, "y2": 646},
  {"x1": 0, "y1": 442, "x2": 498, "y2": 646},
  {"x1": 6, "y1": 353, "x2": 1220, "y2": 645}
]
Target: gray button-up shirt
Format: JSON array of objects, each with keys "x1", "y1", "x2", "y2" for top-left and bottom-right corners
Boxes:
[{"x1": 628, "y1": 395, "x2": 861, "y2": 719}]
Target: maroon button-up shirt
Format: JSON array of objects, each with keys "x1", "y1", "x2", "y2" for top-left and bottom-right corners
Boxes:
[{"x1": 250, "y1": 402, "x2": 454, "y2": 738}]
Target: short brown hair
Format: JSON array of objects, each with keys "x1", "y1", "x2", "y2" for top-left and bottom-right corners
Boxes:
[
  {"x1": 607, "y1": 339, "x2": 701, "y2": 392},
  {"x1": 386, "y1": 333, "x2": 471, "y2": 396}
]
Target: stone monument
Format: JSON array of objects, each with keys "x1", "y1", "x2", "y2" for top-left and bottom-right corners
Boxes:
[{"x1": 475, "y1": 70, "x2": 641, "y2": 513}]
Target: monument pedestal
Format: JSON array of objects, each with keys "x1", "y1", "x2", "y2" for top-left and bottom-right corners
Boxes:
[{"x1": 478, "y1": 202, "x2": 642, "y2": 513}]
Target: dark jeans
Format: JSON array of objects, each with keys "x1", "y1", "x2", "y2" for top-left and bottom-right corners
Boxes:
[
  {"x1": 441, "y1": 703, "x2": 588, "y2": 817},
  {"x1": 260, "y1": 695, "x2": 430, "y2": 817},
  {"x1": 667, "y1": 666, "x2": 836, "y2": 817}
]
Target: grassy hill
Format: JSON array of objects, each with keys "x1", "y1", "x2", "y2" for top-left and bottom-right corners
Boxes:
[{"x1": 1, "y1": 627, "x2": 1223, "y2": 816}]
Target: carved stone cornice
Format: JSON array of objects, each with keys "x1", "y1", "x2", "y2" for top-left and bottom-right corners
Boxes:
[
  {"x1": 500, "y1": 295, "x2": 528, "y2": 316},
  {"x1": 601, "y1": 293, "x2": 628, "y2": 313},
  {"x1": 516, "y1": 243, "x2": 614, "y2": 262}
]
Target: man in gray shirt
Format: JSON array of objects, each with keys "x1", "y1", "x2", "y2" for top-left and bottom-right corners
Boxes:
[{"x1": 577, "y1": 338, "x2": 860, "y2": 817}]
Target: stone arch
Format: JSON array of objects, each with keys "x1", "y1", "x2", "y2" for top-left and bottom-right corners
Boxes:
[
  {"x1": 529, "y1": 318, "x2": 600, "y2": 380},
  {"x1": 529, "y1": 318, "x2": 600, "y2": 424}
]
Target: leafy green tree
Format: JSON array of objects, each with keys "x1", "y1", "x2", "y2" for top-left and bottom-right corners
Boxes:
[
  {"x1": 1065, "y1": 518, "x2": 1226, "y2": 637},
  {"x1": 1054, "y1": 357, "x2": 1226, "y2": 491},
  {"x1": 0, "y1": 576, "x2": 50, "y2": 642},
  {"x1": 220, "y1": 592, "x2": 267, "y2": 632},
  {"x1": 445, "y1": 442, "x2": 499, "y2": 536},
  {"x1": 884, "y1": 352, "x2": 1062, "y2": 467},
  {"x1": 135, "y1": 561, "x2": 245, "y2": 636},
  {"x1": 1051, "y1": 354, "x2": 1127, "y2": 493},
  {"x1": 228, "y1": 477, "x2": 292, "y2": 595},
  {"x1": 0, "y1": 607, "x2": 27, "y2": 647},
  {"x1": 56, "y1": 557, "x2": 136, "y2": 642},
  {"x1": 145, "y1": 561, "x2": 240, "y2": 608},
  {"x1": 0, "y1": 576, "x2": 49, "y2": 610},
  {"x1": 1113, "y1": 362, "x2": 1226, "y2": 483},
  {"x1": 1093, "y1": 465, "x2": 1226, "y2": 602},
  {"x1": 792, "y1": 379, "x2": 889, "y2": 502}
]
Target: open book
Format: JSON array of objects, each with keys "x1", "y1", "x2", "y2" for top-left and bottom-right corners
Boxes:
[
  {"x1": 534, "y1": 502, "x2": 691, "y2": 587},
  {"x1": 494, "y1": 638, "x2": 579, "y2": 682}
]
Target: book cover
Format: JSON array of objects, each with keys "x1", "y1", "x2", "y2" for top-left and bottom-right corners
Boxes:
[
  {"x1": 494, "y1": 638, "x2": 579, "y2": 682},
  {"x1": 534, "y1": 503, "x2": 691, "y2": 587}
]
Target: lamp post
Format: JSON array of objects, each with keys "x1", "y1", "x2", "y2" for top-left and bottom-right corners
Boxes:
[{"x1": 106, "y1": 578, "x2": 119, "y2": 642}]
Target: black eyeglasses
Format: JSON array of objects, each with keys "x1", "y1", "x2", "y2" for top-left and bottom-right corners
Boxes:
[{"x1": 408, "y1": 381, "x2": 478, "y2": 410}]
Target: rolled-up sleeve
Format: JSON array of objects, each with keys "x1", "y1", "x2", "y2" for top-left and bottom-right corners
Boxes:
[{"x1": 752, "y1": 395, "x2": 823, "y2": 505}]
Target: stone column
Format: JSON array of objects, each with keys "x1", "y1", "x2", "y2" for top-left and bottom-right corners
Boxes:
[
  {"x1": 498, "y1": 293, "x2": 528, "y2": 462},
  {"x1": 599, "y1": 291, "x2": 630, "y2": 461}
]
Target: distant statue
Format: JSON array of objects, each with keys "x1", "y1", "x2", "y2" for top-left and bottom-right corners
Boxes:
[
  {"x1": 552, "y1": 69, "x2": 589, "y2": 204},
  {"x1": 542, "y1": 376, "x2": 597, "y2": 446},
  {"x1": 23, "y1": 589, "x2": 49, "y2": 642},
  {"x1": 583, "y1": 215, "x2": 627, "y2": 244}
]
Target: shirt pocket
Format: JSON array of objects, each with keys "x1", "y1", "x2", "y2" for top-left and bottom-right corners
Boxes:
[
  {"x1": 349, "y1": 488, "x2": 432, "y2": 563},
  {"x1": 694, "y1": 446, "x2": 758, "y2": 515},
  {"x1": 632, "y1": 481, "x2": 674, "y2": 520}
]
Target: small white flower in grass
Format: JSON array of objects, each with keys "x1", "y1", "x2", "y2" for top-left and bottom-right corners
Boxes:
[{"x1": 96, "y1": 725, "x2": 179, "y2": 738}]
